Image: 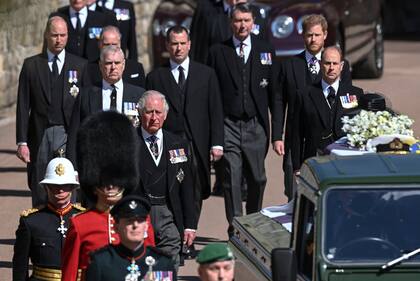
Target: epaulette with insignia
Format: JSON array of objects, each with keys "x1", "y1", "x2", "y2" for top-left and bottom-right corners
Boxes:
[
  {"x1": 20, "y1": 208, "x2": 40, "y2": 217},
  {"x1": 72, "y1": 203, "x2": 87, "y2": 212}
]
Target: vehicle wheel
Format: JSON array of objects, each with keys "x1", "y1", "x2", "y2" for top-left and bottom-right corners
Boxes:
[{"x1": 352, "y1": 19, "x2": 384, "y2": 79}]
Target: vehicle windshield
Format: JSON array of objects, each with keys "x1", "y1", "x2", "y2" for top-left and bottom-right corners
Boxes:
[{"x1": 323, "y1": 187, "x2": 420, "y2": 263}]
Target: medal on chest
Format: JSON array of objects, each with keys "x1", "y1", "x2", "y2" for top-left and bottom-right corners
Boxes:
[
  {"x1": 126, "y1": 258, "x2": 141, "y2": 281},
  {"x1": 57, "y1": 217, "x2": 68, "y2": 237}
]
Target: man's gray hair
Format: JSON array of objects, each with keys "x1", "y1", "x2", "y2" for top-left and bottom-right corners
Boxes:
[
  {"x1": 137, "y1": 90, "x2": 169, "y2": 114},
  {"x1": 100, "y1": 25, "x2": 122, "y2": 42},
  {"x1": 100, "y1": 45, "x2": 125, "y2": 62}
]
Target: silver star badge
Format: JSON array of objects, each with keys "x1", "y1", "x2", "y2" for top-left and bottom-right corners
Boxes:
[
  {"x1": 176, "y1": 168, "x2": 185, "y2": 183},
  {"x1": 259, "y1": 78, "x2": 268, "y2": 88}
]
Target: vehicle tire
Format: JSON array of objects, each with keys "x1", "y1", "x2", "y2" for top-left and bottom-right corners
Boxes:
[{"x1": 352, "y1": 19, "x2": 384, "y2": 79}]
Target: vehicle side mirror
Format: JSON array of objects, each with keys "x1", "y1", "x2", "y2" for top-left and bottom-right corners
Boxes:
[{"x1": 271, "y1": 248, "x2": 297, "y2": 281}]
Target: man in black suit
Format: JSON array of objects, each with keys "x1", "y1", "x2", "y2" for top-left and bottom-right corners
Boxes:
[
  {"x1": 54, "y1": 0, "x2": 117, "y2": 62},
  {"x1": 16, "y1": 16, "x2": 89, "y2": 207},
  {"x1": 207, "y1": 4, "x2": 276, "y2": 235},
  {"x1": 88, "y1": 25, "x2": 145, "y2": 87},
  {"x1": 190, "y1": 0, "x2": 266, "y2": 64},
  {"x1": 292, "y1": 46, "x2": 363, "y2": 171},
  {"x1": 136, "y1": 90, "x2": 197, "y2": 266},
  {"x1": 96, "y1": 0, "x2": 138, "y2": 60},
  {"x1": 67, "y1": 45, "x2": 145, "y2": 165},
  {"x1": 271, "y1": 14, "x2": 352, "y2": 212},
  {"x1": 146, "y1": 25, "x2": 224, "y2": 217}
]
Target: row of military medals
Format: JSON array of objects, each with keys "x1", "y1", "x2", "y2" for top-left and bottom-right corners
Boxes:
[{"x1": 126, "y1": 256, "x2": 156, "y2": 281}]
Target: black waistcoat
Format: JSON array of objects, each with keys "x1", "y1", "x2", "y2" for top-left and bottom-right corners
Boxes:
[
  {"x1": 66, "y1": 23, "x2": 87, "y2": 58},
  {"x1": 48, "y1": 69, "x2": 65, "y2": 126},
  {"x1": 143, "y1": 145, "x2": 168, "y2": 198},
  {"x1": 233, "y1": 53, "x2": 257, "y2": 119}
]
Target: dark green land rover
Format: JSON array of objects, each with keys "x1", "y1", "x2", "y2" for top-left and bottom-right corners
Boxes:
[{"x1": 229, "y1": 154, "x2": 420, "y2": 281}]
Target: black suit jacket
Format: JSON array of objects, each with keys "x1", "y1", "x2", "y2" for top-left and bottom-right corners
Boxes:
[
  {"x1": 108, "y1": 0, "x2": 138, "y2": 60},
  {"x1": 146, "y1": 60, "x2": 224, "y2": 199},
  {"x1": 272, "y1": 51, "x2": 352, "y2": 145},
  {"x1": 67, "y1": 82, "x2": 145, "y2": 166},
  {"x1": 138, "y1": 130, "x2": 198, "y2": 234},
  {"x1": 190, "y1": 0, "x2": 267, "y2": 64},
  {"x1": 208, "y1": 35, "x2": 277, "y2": 150},
  {"x1": 88, "y1": 59, "x2": 145, "y2": 88},
  {"x1": 16, "y1": 52, "x2": 89, "y2": 160},
  {"x1": 93, "y1": 0, "x2": 137, "y2": 59},
  {"x1": 292, "y1": 82, "x2": 364, "y2": 170},
  {"x1": 54, "y1": 7, "x2": 113, "y2": 62}
]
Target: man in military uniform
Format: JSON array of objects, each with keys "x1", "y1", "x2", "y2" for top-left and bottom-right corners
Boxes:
[
  {"x1": 86, "y1": 195, "x2": 176, "y2": 281},
  {"x1": 12, "y1": 157, "x2": 84, "y2": 281},
  {"x1": 196, "y1": 243, "x2": 235, "y2": 281},
  {"x1": 62, "y1": 111, "x2": 155, "y2": 281}
]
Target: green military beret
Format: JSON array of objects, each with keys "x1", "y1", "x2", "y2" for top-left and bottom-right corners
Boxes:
[{"x1": 196, "y1": 243, "x2": 234, "y2": 264}]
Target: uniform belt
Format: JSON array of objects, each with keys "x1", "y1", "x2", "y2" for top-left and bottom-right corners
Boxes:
[
  {"x1": 32, "y1": 266, "x2": 61, "y2": 281},
  {"x1": 147, "y1": 194, "x2": 166, "y2": 205}
]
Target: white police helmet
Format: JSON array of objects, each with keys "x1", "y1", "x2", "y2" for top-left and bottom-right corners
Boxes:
[{"x1": 39, "y1": 157, "x2": 79, "y2": 187}]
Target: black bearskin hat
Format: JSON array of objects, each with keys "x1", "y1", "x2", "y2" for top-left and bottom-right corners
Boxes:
[{"x1": 76, "y1": 111, "x2": 139, "y2": 202}]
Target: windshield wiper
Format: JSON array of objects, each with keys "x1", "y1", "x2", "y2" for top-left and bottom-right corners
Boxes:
[{"x1": 381, "y1": 248, "x2": 420, "y2": 270}]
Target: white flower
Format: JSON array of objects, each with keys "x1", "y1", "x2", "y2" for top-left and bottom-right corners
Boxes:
[{"x1": 341, "y1": 110, "x2": 414, "y2": 148}]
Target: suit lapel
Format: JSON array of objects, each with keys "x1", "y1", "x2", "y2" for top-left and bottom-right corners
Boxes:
[
  {"x1": 161, "y1": 68, "x2": 182, "y2": 113},
  {"x1": 36, "y1": 54, "x2": 51, "y2": 103},
  {"x1": 332, "y1": 84, "x2": 348, "y2": 124},
  {"x1": 293, "y1": 52, "x2": 312, "y2": 89},
  {"x1": 184, "y1": 62, "x2": 197, "y2": 116},
  {"x1": 91, "y1": 86, "x2": 103, "y2": 112},
  {"x1": 308, "y1": 86, "x2": 330, "y2": 128},
  {"x1": 164, "y1": 133, "x2": 177, "y2": 192},
  {"x1": 221, "y1": 40, "x2": 241, "y2": 88},
  {"x1": 61, "y1": 57, "x2": 75, "y2": 126},
  {"x1": 138, "y1": 129, "x2": 153, "y2": 179}
]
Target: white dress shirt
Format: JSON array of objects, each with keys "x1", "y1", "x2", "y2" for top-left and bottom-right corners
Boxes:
[
  {"x1": 170, "y1": 57, "x2": 190, "y2": 83},
  {"x1": 47, "y1": 49, "x2": 65, "y2": 75},
  {"x1": 88, "y1": 2, "x2": 97, "y2": 11},
  {"x1": 233, "y1": 35, "x2": 252, "y2": 63},
  {"x1": 102, "y1": 79, "x2": 124, "y2": 113},
  {"x1": 322, "y1": 79, "x2": 340, "y2": 107},
  {"x1": 141, "y1": 128, "x2": 163, "y2": 166},
  {"x1": 69, "y1": 6, "x2": 88, "y2": 29}
]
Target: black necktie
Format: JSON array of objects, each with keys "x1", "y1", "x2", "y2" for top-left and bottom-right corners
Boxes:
[
  {"x1": 178, "y1": 65, "x2": 185, "y2": 89},
  {"x1": 327, "y1": 86, "x2": 336, "y2": 108},
  {"x1": 75, "y1": 12, "x2": 81, "y2": 32},
  {"x1": 52, "y1": 55, "x2": 59, "y2": 79},
  {"x1": 110, "y1": 84, "x2": 117, "y2": 110},
  {"x1": 147, "y1": 135, "x2": 159, "y2": 159}
]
